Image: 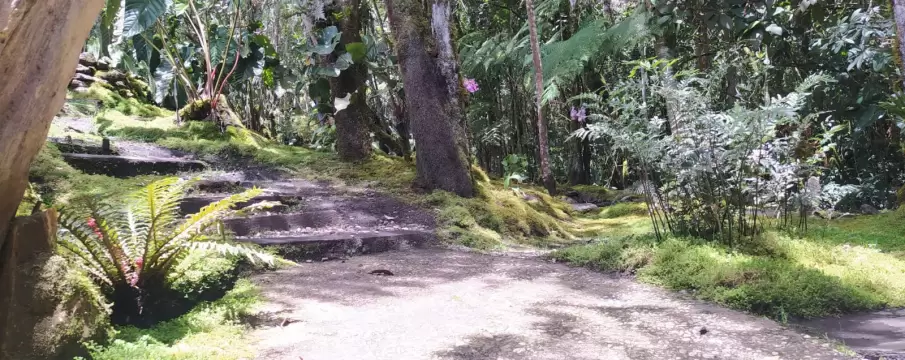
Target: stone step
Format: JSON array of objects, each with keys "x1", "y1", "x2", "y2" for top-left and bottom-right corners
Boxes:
[
  {"x1": 62, "y1": 153, "x2": 207, "y2": 177},
  {"x1": 237, "y1": 230, "x2": 433, "y2": 260},
  {"x1": 180, "y1": 194, "x2": 303, "y2": 214},
  {"x1": 222, "y1": 210, "x2": 382, "y2": 237}
]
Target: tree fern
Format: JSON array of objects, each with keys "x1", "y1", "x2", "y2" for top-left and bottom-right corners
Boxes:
[{"x1": 58, "y1": 177, "x2": 274, "y2": 323}]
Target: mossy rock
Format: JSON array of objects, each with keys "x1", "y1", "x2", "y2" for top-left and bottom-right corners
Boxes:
[{"x1": 178, "y1": 99, "x2": 213, "y2": 121}]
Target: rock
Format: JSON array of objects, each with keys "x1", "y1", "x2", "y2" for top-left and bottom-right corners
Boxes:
[
  {"x1": 68, "y1": 79, "x2": 87, "y2": 90},
  {"x1": 96, "y1": 56, "x2": 112, "y2": 71},
  {"x1": 571, "y1": 203, "x2": 599, "y2": 213},
  {"x1": 860, "y1": 204, "x2": 879, "y2": 215},
  {"x1": 75, "y1": 63, "x2": 94, "y2": 75},
  {"x1": 562, "y1": 196, "x2": 578, "y2": 204},
  {"x1": 78, "y1": 52, "x2": 97, "y2": 67},
  {"x1": 98, "y1": 69, "x2": 128, "y2": 83},
  {"x1": 73, "y1": 72, "x2": 98, "y2": 84}
]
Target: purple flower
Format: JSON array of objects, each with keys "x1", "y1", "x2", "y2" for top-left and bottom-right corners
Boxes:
[
  {"x1": 463, "y1": 78, "x2": 479, "y2": 93},
  {"x1": 570, "y1": 106, "x2": 587, "y2": 123}
]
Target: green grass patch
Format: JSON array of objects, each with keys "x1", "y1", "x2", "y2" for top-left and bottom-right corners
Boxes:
[
  {"x1": 554, "y1": 212, "x2": 905, "y2": 320},
  {"x1": 83, "y1": 279, "x2": 259, "y2": 360}
]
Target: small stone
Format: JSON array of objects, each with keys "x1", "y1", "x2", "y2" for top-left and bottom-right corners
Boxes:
[
  {"x1": 321, "y1": 257, "x2": 329, "y2": 262},
  {"x1": 305, "y1": 260, "x2": 313, "y2": 263},
  {"x1": 802, "y1": 334, "x2": 810, "y2": 339},
  {"x1": 570, "y1": 328, "x2": 582, "y2": 334},
  {"x1": 771, "y1": 352, "x2": 778, "y2": 356},
  {"x1": 514, "y1": 348, "x2": 526, "y2": 354}
]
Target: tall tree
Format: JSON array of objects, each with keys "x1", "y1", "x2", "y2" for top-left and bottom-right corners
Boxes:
[
  {"x1": 525, "y1": 0, "x2": 556, "y2": 194},
  {"x1": 329, "y1": 0, "x2": 373, "y2": 161},
  {"x1": 386, "y1": 0, "x2": 474, "y2": 197},
  {"x1": 0, "y1": 0, "x2": 104, "y2": 243},
  {"x1": 894, "y1": 0, "x2": 905, "y2": 88}
]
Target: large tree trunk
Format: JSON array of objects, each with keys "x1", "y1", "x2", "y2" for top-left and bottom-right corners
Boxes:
[
  {"x1": 329, "y1": 0, "x2": 373, "y2": 161},
  {"x1": 525, "y1": 0, "x2": 556, "y2": 194},
  {"x1": 0, "y1": 0, "x2": 104, "y2": 243},
  {"x1": 894, "y1": 0, "x2": 905, "y2": 88},
  {"x1": 386, "y1": 0, "x2": 474, "y2": 197}
]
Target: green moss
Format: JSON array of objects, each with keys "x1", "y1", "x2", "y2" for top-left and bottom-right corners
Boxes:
[
  {"x1": 26, "y1": 143, "x2": 165, "y2": 207},
  {"x1": 554, "y1": 214, "x2": 905, "y2": 319},
  {"x1": 599, "y1": 202, "x2": 648, "y2": 219},
  {"x1": 85, "y1": 280, "x2": 258, "y2": 360},
  {"x1": 70, "y1": 83, "x2": 166, "y2": 118}
]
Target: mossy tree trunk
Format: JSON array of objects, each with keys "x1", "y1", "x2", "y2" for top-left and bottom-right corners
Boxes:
[
  {"x1": 386, "y1": 0, "x2": 474, "y2": 197},
  {"x1": 328, "y1": 0, "x2": 373, "y2": 161},
  {"x1": 0, "y1": 0, "x2": 105, "y2": 244}
]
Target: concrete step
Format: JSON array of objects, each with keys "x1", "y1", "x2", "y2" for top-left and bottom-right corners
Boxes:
[
  {"x1": 62, "y1": 153, "x2": 207, "y2": 177},
  {"x1": 237, "y1": 230, "x2": 433, "y2": 260}
]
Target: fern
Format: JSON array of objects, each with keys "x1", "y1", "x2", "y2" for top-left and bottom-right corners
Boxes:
[{"x1": 58, "y1": 177, "x2": 272, "y2": 322}]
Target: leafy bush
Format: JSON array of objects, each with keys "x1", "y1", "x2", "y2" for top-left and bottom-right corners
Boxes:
[
  {"x1": 57, "y1": 178, "x2": 275, "y2": 325},
  {"x1": 573, "y1": 67, "x2": 830, "y2": 241}
]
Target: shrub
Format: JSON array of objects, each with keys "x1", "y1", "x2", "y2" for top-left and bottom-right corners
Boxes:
[{"x1": 57, "y1": 178, "x2": 276, "y2": 325}]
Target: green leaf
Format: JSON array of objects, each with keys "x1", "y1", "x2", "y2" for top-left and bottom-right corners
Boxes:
[
  {"x1": 346, "y1": 42, "x2": 367, "y2": 62},
  {"x1": 153, "y1": 60, "x2": 174, "y2": 104},
  {"x1": 123, "y1": 0, "x2": 171, "y2": 37},
  {"x1": 335, "y1": 52, "x2": 353, "y2": 71}
]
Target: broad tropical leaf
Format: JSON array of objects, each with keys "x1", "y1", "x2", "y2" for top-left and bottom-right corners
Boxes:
[{"x1": 123, "y1": 0, "x2": 171, "y2": 37}]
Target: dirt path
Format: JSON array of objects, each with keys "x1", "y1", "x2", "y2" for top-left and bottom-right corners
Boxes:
[{"x1": 249, "y1": 248, "x2": 855, "y2": 360}]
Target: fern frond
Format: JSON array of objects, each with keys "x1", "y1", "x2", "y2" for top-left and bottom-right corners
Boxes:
[{"x1": 149, "y1": 188, "x2": 263, "y2": 268}]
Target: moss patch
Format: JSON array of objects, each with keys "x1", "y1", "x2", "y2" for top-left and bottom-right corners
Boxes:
[
  {"x1": 69, "y1": 83, "x2": 166, "y2": 118},
  {"x1": 554, "y1": 212, "x2": 905, "y2": 320},
  {"x1": 84, "y1": 279, "x2": 258, "y2": 360}
]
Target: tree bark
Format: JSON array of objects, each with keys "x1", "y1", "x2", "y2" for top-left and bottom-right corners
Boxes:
[
  {"x1": 386, "y1": 0, "x2": 474, "y2": 197},
  {"x1": 894, "y1": 0, "x2": 905, "y2": 88},
  {"x1": 0, "y1": 0, "x2": 105, "y2": 244},
  {"x1": 329, "y1": 0, "x2": 372, "y2": 161},
  {"x1": 525, "y1": 0, "x2": 556, "y2": 194}
]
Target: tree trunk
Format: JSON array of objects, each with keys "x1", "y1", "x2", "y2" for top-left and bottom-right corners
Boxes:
[
  {"x1": 329, "y1": 0, "x2": 373, "y2": 161},
  {"x1": 568, "y1": 120, "x2": 592, "y2": 185},
  {"x1": 0, "y1": 0, "x2": 105, "y2": 244},
  {"x1": 894, "y1": 0, "x2": 905, "y2": 88},
  {"x1": 525, "y1": 0, "x2": 556, "y2": 194},
  {"x1": 386, "y1": 0, "x2": 474, "y2": 197}
]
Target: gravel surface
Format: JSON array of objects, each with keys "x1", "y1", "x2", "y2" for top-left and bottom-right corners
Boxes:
[{"x1": 249, "y1": 248, "x2": 856, "y2": 360}]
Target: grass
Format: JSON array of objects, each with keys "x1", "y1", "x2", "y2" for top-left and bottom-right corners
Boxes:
[
  {"x1": 83, "y1": 279, "x2": 259, "y2": 360},
  {"x1": 553, "y1": 209, "x2": 905, "y2": 320}
]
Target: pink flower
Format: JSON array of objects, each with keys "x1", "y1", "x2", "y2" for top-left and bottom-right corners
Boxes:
[
  {"x1": 570, "y1": 106, "x2": 587, "y2": 123},
  {"x1": 463, "y1": 78, "x2": 479, "y2": 93},
  {"x1": 135, "y1": 258, "x2": 144, "y2": 270},
  {"x1": 87, "y1": 217, "x2": 103, "y2": 238}
]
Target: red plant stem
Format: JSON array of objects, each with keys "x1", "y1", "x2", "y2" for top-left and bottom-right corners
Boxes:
[{"x1": 212, "y1": 49, "x2": 242, "y2": 110}]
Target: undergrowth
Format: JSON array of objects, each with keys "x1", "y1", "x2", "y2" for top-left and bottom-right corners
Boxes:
[
  {"x1": 553, "y1": 210, "x2": 905, "y2": 319},
  {"x1": 82, "y1": 279, "x2": 259, "y2": 360}
]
